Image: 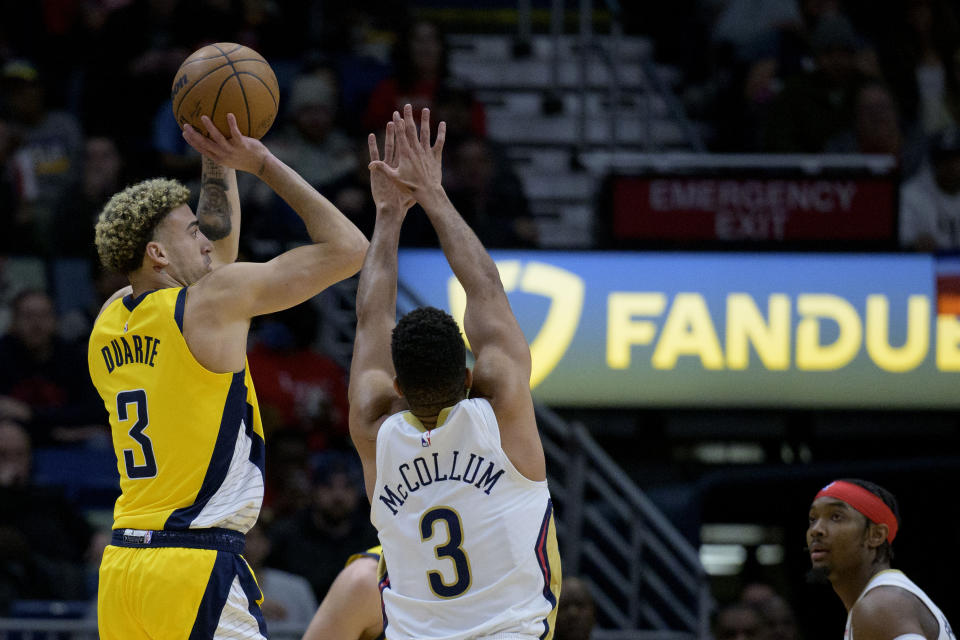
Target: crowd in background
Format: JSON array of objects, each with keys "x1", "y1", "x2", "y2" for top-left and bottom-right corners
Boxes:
[{"x1": 0, "y1": 0, "x2": 958, "y2": 636}]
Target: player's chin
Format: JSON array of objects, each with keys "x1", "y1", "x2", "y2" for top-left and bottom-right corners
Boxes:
[{"x1": 805, "y1": 565, "x2": 831, "y2": 584}]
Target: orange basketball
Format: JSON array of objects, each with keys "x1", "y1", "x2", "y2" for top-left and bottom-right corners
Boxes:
[{"x1": 171, "y1": 43, "x2": 279, "y2": 139}]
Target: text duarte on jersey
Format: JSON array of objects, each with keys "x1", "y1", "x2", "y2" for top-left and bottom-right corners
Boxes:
[
  {"x1": 379, "y1": 450, "x2": 505, "y2": 515},
  {"x1": 100, "y1": 334, "x2": 160, "y2": 373}
]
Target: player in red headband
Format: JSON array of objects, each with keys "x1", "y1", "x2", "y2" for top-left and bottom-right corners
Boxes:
[{"x1": 807, "y1": 478, "x2": 954, "y2": 640}]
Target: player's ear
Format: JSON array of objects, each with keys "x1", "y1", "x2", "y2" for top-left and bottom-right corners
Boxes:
[
  {"x1": 144, "y1": 241, "x2": 169, "y2": 271},
  {"x1": 866, "y1": 522, "x2": 888, "y2": 549}
]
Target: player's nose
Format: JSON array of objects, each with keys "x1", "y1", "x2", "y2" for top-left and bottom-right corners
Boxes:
[{"x1": 807, "y1": 518, "x2": 825, "y2": 538}]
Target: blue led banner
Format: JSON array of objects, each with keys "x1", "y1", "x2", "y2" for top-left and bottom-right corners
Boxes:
[{"x1": 397, "y1": 250, "x2": 960, "y2": 408}]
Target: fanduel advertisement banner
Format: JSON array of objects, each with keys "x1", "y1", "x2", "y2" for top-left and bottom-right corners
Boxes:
[{"x1": 397, "y1": 250, "x2": 960, "y2": 409}]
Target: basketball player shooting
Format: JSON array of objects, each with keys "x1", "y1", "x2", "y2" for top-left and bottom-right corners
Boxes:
[
  {"x1": 349, "y1": 104, "x2": 562, "y2": 640},
  {"x1": 87, "y1": 113, "x2": 367, "y2": 639}
]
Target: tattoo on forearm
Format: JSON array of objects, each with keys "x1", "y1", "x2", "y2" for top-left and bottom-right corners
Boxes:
[{"x1": 197, "y1": 161, "x2": 232, "y2": 241}]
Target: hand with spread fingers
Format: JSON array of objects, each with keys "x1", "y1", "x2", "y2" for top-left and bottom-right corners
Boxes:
[
  {"x1": 182, "y1": 113, "x2": 270, "y2": 176},
  {"x1": 368, "y1": 121, "x2": 415, "y2": 213},
  {"x1": 369, "y1": 104, "x2": 446, "y2": 197}
]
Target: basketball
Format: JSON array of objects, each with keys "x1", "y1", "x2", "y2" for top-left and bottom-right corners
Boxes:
[{"x1": 171, "y1": 43, "x2": 279, "y2": 139}]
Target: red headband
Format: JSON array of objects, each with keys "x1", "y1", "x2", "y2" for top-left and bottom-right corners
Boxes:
[{"x1": 815, "y1": 481, "x2": 898, "y2": 543}]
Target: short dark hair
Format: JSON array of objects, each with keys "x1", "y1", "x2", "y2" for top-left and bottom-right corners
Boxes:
[
  {"x1": 391, "y1": 306, "x2": 466, "y2": 410},
  {"x1": 841, "y1": 478, "x2": 900, "y2": 564}
]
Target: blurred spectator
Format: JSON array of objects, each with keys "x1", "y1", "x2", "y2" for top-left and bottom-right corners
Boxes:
[
  {"x1": 58, "y1": 135, "x2": 129, "y2": 259},
  {"x1": 0, "y1": 289, "x2": 106, "y2": 445},
  {"x1": 755, "y1": 595, "x2": 799, "y2": 640},
  {"x1": 444, "y1": 136, "x2": 538, "y2": 248},
  {"x1": 248, "y1": 302, "x2": 350, "y2": 450},
  {"x1": 740, "y1": 583, "x2": 799, "y2": 640},
  {"x1": 244, "y1": 521, "x2": 319, "y2": 627},
  {"x1": 324, "y1": 131, "x2": 438, "y2": 246},
  {"x1": 267, "y1": 453, "x2": 379, "y2": 601},
  {"x1": 327, "y1": 6, "x2": 397, "y2": 122},
  {"x1": 362, "y1": 18, "x2": 485, "y2": 138},
  {"x1": 825, "y1": 77, "x2": 928, "y2": 177},
  {"x1": 0, "y1": 116, "x2": 23, "y2": 253},
  {"x1": 327, "y1": 134, "x2": 422, "y2": 247},
  {"x1": 708, "y1": 0, "x2": 803, "y2": 64},
  {"x1": 940, "y1": 44, "x2": 960, "y2": 132},
  {"x1": 326, "y1": 137, "x2": 380, "y2": 240},
  {"x1": 262, "y1": 430, "x2": 313, "y2": 521},
  {"x1": 149, "y1": 99, "x2": 201, "y2": 188},
  {"x1": 555, "y1": 576, "x2": 597, "y2": 640},
  {"x1": 231, "y1": 0, "x2": 302, "y2": 60},
  {"x1": 0, "y1": 59, "x2": 83, "y2": 256},
  {"x1": 58, "y1": 253, "x2": 131, "y2": 344},
  {"x1": 273, "y1": 68, "x2": 358, "y2": 191},
  {"x1": 0, "y1": 419, "x2": 92, "y2": 610},
  {"x1": 245, "y1": 68, "x2": 359, "y2": 244},
  {"x1": 77, "y1": 0, "x2": 230, "y2": 155},
  {"x1": 711, "y1": 601, "x2": 768, "y2": 640},
  {"x1": 762, "y1": 13, "x2": 870, "y2": 152},
  {"x1": 900, "y1": 126, "x2": 960, "y2": 251},
  {"x1": 875, "y1": 0, "x2": 960, "y2": 134}
]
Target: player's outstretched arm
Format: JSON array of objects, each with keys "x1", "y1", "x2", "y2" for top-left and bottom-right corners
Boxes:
[
  {"x1": 196, "y1": 152, "x2": 241, "y2": 268},
  {"x1": 302, "y1": 557, "x2": 382, "y2": 640},
  {"x1": 183, "y1": 113, "x2": 368, "y2": 319},
  {"x1": 370, "y1": 105, "x2": 544, "y2": 481},
  {"x1": 349, "y1": 122, "x2": 412, "y2": 501}
]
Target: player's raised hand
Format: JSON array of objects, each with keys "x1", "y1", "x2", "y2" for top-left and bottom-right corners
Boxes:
[
  {"x1": 182, "y1": 113, "x2": 269, "y2": 176},
  {"x1": 369, "y1": 104, "x2": 445, "y2": 196},
  {"x1": 368, "y1": 120, "x2": 415, "y2": 212}
]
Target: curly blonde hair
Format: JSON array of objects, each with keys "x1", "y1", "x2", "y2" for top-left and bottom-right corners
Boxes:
[{"x1": 95, "y1": 178, "x2": 191, "y2": 274}]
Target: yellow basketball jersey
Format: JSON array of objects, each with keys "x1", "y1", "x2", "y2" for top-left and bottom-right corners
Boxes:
[
  {"x1": 345, "y1": 545, "x2": 383, "y2": 568},
  {"x1": 88, "y1": 287, "x2": 265, "y2": 533}
]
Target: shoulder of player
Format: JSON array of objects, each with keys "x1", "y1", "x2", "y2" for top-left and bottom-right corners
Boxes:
[
  {"x1": 183, "y1": 263, "x2": 261, "y2": 312},
  {"x1": 341, "y1": 555, "x2": 379, "y2": 587},
  {"x1": 853, "y1": 585, "x2": 925, "y2": 632},
  {"x1": 194, "y1": 261, "x2": 261, "y2": 293},
  {"x1": 96, "y1": 285, "x2": 133, "y2": 320},
  {"x1": 349, "y1": 369, "x2": 405, "y2": 420}
]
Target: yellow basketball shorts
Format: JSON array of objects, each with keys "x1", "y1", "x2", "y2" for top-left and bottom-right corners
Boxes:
[{"x1": 98, "y1": 528, "x2": 267, "y2": 639}]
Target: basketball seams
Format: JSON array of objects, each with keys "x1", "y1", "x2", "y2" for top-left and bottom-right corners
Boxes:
[
  {"x1": 215, "y1": 43, "x2": 252, "y2": 136},
  {"x1": 173, "y1": 43, "x2": 278, "y2": 139},
  {"x1": 235, "y1": 72, "x2": 279, "y2": 108},
  {"x1": 209, "y1": 75, "x2": 246, "y2": 135},
  {"x1": 184, "y1": 57, "x2": 272, "y2": 67},
  {"x1": 173, "y1": 62, "x2": 232, "y2": 114}
]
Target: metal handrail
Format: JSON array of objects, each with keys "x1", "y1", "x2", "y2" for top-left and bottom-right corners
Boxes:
[
  {"x1": 536, "y1": 403, "x2": 710, "y2": 637},
  {"x1": 638, "y1": 57, "x2": 707, "y2": 152},
  {"x1": 543, "y1": 0, "x2": 704, "y2": 153}
]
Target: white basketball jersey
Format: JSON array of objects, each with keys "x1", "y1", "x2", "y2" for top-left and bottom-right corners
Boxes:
[
  {"x1": 371, "y1": 398, "x2": 561, "y2": 640},
  {"x1": 845, "y1": 570, "x2": 955, "y2": 640}
]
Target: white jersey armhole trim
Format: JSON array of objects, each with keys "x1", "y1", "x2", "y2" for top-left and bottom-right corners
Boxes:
[
  {"x1": 469, "y1": 398, "x2": 547, "y2": 489},
  {"x1": 891, "y1": 635, "x2": 926, "y2": 640}
]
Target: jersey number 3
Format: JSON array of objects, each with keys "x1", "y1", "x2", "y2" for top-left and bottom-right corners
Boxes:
[
  {"x1": 117, "y1": 390, "x2": 157, "y2": 479},
  {"x1": 420, "y1": 507, "x2": 472, "y2": 598}
]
